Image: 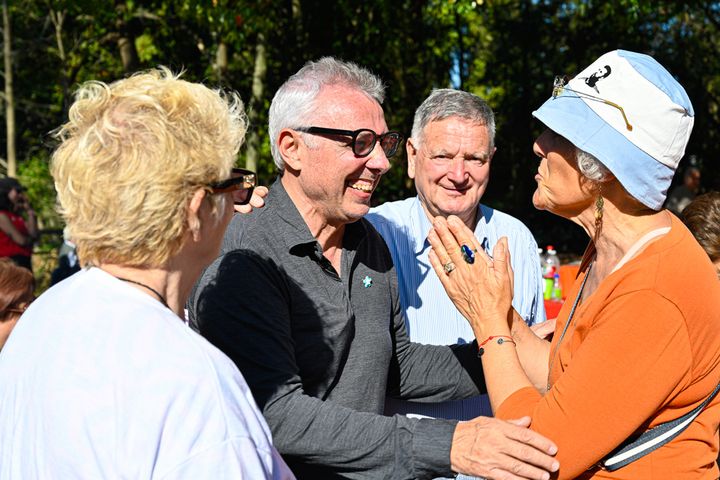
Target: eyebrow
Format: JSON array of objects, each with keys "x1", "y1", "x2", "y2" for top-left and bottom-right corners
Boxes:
[
  {"x1": 426, "y1": 144, "x2": 492, "y2": 159},
  {"x1": 465, "y1": 152, "x2": 490, "y2": 161}
]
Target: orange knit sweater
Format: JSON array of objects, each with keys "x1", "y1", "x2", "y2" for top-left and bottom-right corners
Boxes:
[{"x1": 497, "y1": 215, "x2": 720, "y2": 479}]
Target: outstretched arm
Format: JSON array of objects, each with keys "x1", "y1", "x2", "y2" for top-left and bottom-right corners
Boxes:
[{"x1": 192, "y1": 247, "x2": 558, "y2": 479}]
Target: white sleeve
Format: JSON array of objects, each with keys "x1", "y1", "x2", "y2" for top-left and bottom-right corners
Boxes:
[{"x1": 159, "y1": 437, "x2": 296, "y2": 480}]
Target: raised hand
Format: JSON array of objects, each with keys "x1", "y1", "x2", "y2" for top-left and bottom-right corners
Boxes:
[{"x1": 427, "y1": 215, "x2": 514, "y2": 340}]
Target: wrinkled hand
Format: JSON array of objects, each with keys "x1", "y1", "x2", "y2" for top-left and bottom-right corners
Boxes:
[
  {"x1": 234, "y1": 185, "x2": 268, "y2": 214},
  {"x1": 530, "y1": 319, "x2": 556, "y2": 340},
  {"x1": 451, "y1": 416, "x2": 559, "y2": 480},
  {"x1": 427, "y1": 215, "x2": 514, "y2": 338}
]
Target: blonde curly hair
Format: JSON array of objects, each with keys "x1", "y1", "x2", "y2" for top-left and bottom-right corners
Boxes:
[{"x1": 51, "y1": 67, "x2": 247, "y2": 267}]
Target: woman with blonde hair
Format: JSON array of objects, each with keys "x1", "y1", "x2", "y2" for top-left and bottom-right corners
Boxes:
[
  {"x1": 429, "y1": 50, "x2": 720, "y2": 478},
  {"x1": 0, "y1": 68, "x2": 293, "y2": 479}
]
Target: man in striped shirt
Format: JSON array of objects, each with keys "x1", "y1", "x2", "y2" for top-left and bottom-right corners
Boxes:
[{"x1": 367, "y1": 89, "x2": 546, "y2": 424}]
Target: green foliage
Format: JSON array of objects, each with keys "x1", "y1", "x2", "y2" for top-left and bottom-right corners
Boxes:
[
  {"x1": 17, "y1": 152, "x2": 61, "y2": 234},
  {"x1": 2, "y1": 0, "x2": 720, "y2": 262}
]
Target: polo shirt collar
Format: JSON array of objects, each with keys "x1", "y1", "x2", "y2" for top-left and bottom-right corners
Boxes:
[
  {"x1": 409, "y1": 197, "x2": 489, "y2": 255},
  {"x1": 268, "y1": 177, "x2": 367, "y2": 256}
]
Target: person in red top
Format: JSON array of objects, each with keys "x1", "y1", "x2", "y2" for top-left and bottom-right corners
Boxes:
[
  {"x1": 427, "y1": 50, "x2": 720, "y2": 479},
  {"x1": 0, "y1": 177, "x2": 38, "y2": 271}
]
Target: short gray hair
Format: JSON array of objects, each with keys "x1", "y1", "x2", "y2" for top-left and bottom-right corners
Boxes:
[
  {"x1": 411, "y1": 89, "x2": 496, "y2": 149},
  {"x1": 268, "y1": 57, "x2": 386, "y2": 170},
  {"x1": 576, "y1": 148, "x2": 613, "y2": 182}
]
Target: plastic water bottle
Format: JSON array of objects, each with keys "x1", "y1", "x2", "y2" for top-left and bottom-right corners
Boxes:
[
  {"x1": 542, "y1": 245, "x2": 560, "y2": 300},
  {"x1": 551, "y1": 272, "x2": 563, "y2": 300},
  {"x1": 543, "y1": 245, "x2": 559, "y2": 276}
]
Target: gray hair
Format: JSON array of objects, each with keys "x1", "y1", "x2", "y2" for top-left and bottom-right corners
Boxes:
[
  {"x1": 268, "y1": 57, "x2": 386, "y2": 170},
  {"x1": 576, "y1": 148, "x2": 613, "y2": 182},
  {"x1": 411, "y1": 89, "x2": 496, "y2": 149}
]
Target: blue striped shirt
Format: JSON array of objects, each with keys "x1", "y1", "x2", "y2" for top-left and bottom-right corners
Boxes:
[{"x1": 367, "y1": 197, "x2": 545, "y2": 419}]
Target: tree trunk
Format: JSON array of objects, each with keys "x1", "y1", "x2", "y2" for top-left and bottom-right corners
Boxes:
[
  {"x1": 214, "y1": 39, "x2": 228, "y2": 84},
  {"x1": 49, "y1": 8, "x2": 71, "y2": 112},
  {"x1": 117, "y1": 34, "x2": 138, "y2": 72},
  {"x1": 454, "y1": 8, "x2": 465, "y2": 90},
  {"x1": 115, "y1": 2, "x2": 138, "y2": 72},
  {"x1": 2, "y1": 0, "x2": 16, "y2": 177},
  {"x1": 291, "y1": 0, "x2": 307, "y2": 58},
  {"x1": 244, "y1": 32, "x2": 266, "y2": 172}
]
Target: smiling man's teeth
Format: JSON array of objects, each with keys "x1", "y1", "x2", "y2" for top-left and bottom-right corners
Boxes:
[{"x1": 349, "y1": 182, "x2": 373, "y2": 192}]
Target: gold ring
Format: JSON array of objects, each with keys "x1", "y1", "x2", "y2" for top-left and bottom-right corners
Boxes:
[{"x1": 443, "y1": 261, "x2": 456, "y2": 274}]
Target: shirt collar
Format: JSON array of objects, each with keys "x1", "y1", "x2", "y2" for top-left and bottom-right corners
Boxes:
[
  {"x1": 266, "y1": 177, "x2": 319, "y2": 252},
  {"x1": 267, "y1": 177, "x2": 368, "y2": 256},
  {"x1": 410, "y1": 198, "x2": 489, "y2": 255}
]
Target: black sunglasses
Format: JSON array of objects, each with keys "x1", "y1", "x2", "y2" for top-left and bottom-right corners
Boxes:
[
  {"x1": 296, "y1": 126, "x2": 403, "y2": 158},
  {"x1": 209, "y1": 168, "x2": 256, "y2": 205},
  {"x1": 552, "y1": 75, "x2": 633, "y2": 132}
]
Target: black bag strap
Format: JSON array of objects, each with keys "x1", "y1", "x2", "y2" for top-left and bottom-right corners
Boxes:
[{"x1": 600, "y1": 379, "x2": 720, "y2": 471}]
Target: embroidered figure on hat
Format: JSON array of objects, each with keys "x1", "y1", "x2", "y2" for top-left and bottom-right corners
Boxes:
[{"x1": 580, "y1": 65, "x2": 612, "y2": 93}]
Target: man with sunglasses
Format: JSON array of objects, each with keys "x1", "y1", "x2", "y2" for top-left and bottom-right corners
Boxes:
[
  {"x1": 190, "y1": 57, "x2": 559, "y2": 480},
  {"x1": 366, "y1": 90, "x2": 545, "y2": 431}
]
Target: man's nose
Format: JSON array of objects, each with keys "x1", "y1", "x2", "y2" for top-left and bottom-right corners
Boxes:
[
  {"x1": 366, "y1": 145, "x2": 391, "y2": 174},
  {"x1": 446, "y1": 157, "x2": 467, "y2": 181}
]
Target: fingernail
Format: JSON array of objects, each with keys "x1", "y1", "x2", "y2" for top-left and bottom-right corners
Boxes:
[
  {"x1": 552, "y1": 460, "x2": 560, "y2": 471},
  {"x1": 542, "y1": 473, "x2": 550, "y2": 480}
]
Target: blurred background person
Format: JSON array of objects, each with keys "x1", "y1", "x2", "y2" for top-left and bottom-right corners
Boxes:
[
  {"x1": 0, "y1": 68, "x2": 291, "y2": 479},
  {"x1": 428, "y1": 50, "x2": 720, "y2": 478},
  {"x1": 49, "y1": 227, "x2": 80, "y2": 286},
  {"x1": 0, "y1": 177, "x2": 38, "y2": 271},
  {"x1": 0, "y1": 258, "x2": 34, "y2": 351},
  {"x1": 666, "y1": 165, "x2": 701, "y2": 215},
  {"x1": 682, "y1": 191, "x2": 720, "y2": 277}
]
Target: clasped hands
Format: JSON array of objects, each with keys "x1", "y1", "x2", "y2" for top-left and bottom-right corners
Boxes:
[{"x1": 427, "y1": 215, "x2": 514, "y2": 339}]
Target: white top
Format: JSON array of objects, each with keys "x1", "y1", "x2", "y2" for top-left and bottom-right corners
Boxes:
[{"x1": 0, "y1": 267, "x2": 295, "y2": 480}]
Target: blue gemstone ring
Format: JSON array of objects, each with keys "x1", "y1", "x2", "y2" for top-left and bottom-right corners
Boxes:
[{"x1": 460, "y1": 244, "x2": 477, "y2": 264}]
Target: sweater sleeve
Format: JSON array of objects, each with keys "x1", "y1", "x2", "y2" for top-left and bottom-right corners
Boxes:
[
  {"x1": 496, "y1": 290, "x2": 692, "y2": 479},
  {"x1": 386, "y1": 256, "x2": 486, "y2": 402},
  {"x1": 192, "y1": 249, "x2": 459, "y2": 480}
]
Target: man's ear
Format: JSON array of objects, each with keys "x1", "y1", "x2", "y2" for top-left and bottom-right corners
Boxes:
[
  {"x1": 187, "y1": 188, "x2": 207, "y2": 242},
  {"x1": 406, "y1": 138, "x2": 418, "y2": 180},
  {"x1": 488, "y1": 146, "x2": 497, "y2": 163},
  {"x1": 278, "y1": 129, "x2": 303, "y2": 171}
]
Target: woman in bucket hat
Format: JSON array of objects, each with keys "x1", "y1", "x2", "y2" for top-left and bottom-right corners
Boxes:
[{"x1": 428, "y1": 50, "x2": 720, "y2": 478}]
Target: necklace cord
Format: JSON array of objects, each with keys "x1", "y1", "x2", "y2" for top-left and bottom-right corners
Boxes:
[
  {"x1": 546, "y1": 261, "x2": 593, "y2": 392},
  {"x1": 114, "y1": 276, "x2": 170, "y2": 310}
]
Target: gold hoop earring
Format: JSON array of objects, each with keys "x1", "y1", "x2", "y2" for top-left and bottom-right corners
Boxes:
[
  {"x1": 594, "y1": 186, "x2": 604, "y2": 241},
  {"x1": 595, "y1": 194, "x2": 604, "y2": 222}
]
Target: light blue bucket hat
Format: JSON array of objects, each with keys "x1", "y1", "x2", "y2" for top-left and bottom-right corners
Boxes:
[{"x1": 533, "y1": 50, "x2": 694, "y2": 210}]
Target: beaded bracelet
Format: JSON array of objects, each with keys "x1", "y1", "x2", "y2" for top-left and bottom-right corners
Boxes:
[{"x1": 477, "y1": 335, "x2": 515, "y2": 357}]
